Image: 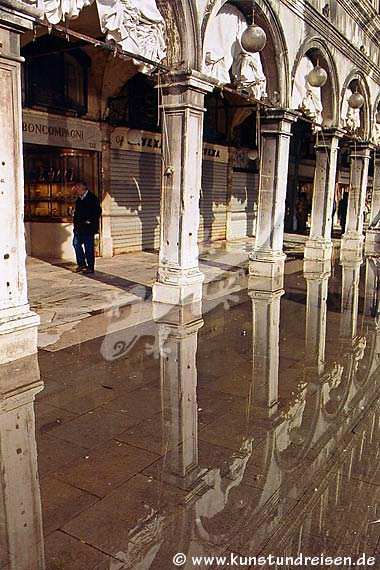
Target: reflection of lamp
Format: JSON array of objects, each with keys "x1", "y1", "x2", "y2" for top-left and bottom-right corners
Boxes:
[
  {"x1": 307, "y1": 63, "x2": 327, "y2": 88},
  {"x1": 348, "y1": 91, "x2": 365, "y2": 109},
  {"x1": 241, "y1": 4, "x2": 266, "y2": 53},
  {"x1": 247, "y1": 148, "x2": 258, "y2": 160}
]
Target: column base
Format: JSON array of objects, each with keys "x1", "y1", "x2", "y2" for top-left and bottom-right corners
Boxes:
[
  {"x1": 249, "y1": 251, "x2": 286, "y2": 279},
  {"x1": 340, "y1": 233, "x2": 364, "y2": 255},
  {"x1": 365, "y1": 229, "x2": 380, "y2": 255},
  {"x1": 304, "y1": 238, "x2": 333, "y2": 261},
  {"x1": 101, "y1": 235, "x2": 114, "y2": 258},
  {"x1": 0, "y1": 310, "x2": 39, "y2": 365},
  {"x1": 153, "y1": 271, "x2": 204, "y2": 305}
]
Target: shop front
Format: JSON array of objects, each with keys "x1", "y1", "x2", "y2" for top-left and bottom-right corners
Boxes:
[
  {"x1": 110, "y1": 128, "x2": 231, "y2": 254},
  {"x1": 22, "y1": 109, "x2": 101, "y2": 260}
]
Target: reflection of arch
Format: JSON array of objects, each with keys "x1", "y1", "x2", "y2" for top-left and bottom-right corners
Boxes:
[
  {"x1": 340, "y1": 70, "x2": 371, "y2": 139},
  {"x1": 201, "y1": 0, "x2": 289, "y2": 106},
  {"x1": 372, "y1": 92, "x2": 380, "y2": 145},
  {"x1": 291, "y1": 37, "x2": 339, "y2": 126}
]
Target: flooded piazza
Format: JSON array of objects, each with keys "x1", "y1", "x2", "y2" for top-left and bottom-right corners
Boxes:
[{"x1": 1, "y1": 244, "x2": 380, "y2": 569}]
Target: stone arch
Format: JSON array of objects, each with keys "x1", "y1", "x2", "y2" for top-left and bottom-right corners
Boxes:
[
  {"x1": 201, "y1": 0, "x2": 290, "y2": 106},
  {"x1": 157, "y1": 0, "x2": 198, "y2": 69},
  {"x1": 291, "y1": 37, "x2": 339, "y2": 126},
  {"x1": 340, "y1": 69, "x2": 371, "y2": 139}
]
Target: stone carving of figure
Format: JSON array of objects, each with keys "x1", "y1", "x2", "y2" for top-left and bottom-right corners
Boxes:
[
  {"x1": 373, "y1": 122, "x2": 380, "y2": 146},
  {"x1": 291, "y1": 56, "x2": 323, "y2": 127},
  {"x1": 202, "y1": 4, "x2": 267, "y2": 100},
  {"x1": 25, "y1": 0, "x2": 166, "y2": 68}
]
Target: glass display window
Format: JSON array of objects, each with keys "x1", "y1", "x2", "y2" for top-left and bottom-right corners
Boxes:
[{"x1": 24, "y1": 146, "x2": 98, "y2": 221}]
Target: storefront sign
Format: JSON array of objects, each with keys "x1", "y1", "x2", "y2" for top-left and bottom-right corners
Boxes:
[
  {"x1": 22, "y1": 110, "x2": 101, "y2": 151},
  {"x1": 111, "y1": 128, "x2": 229, "y2": 163}
]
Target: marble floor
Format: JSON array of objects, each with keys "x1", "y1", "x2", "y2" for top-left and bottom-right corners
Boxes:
[{"x1": 2, "y1": 242, "x2": 380, "y2": 569}]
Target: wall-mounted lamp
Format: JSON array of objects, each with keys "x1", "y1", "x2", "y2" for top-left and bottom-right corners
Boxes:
[
  {"x1": 348, "y1": 92, "x2": 365, "y2": 109},
  {"x1": 241, "y1": 2, "x2": 266, "y2": 53},
  {"x1": 307, "y1": 63, "x2": 327, "y2": 88}
]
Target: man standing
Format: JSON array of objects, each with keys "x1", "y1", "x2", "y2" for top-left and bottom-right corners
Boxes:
[{"x1": 72, "y1": 181, "x2": 102, "y2": 274}]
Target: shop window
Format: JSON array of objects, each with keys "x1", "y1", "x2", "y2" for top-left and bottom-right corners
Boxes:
[
  {"x1": 108, "y1": 73, "x2": 159, "y2": 131},
  {"x1": 22, "y1": 36, "x2": 89, "y2": 116},
  {"x1": 24, "y1": 146, "x2": 98, "y2": 221}
]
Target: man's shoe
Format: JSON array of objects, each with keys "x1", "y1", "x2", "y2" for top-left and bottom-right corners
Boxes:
[
  {"x1": 82, "y1": 268, "x2": 94, "y2": 274},
  {"x1": 74, "y1": 266, "x2": 86, "y2": 273}
]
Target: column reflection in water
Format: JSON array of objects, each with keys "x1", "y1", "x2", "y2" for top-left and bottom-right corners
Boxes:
[
  {"x1": 249, "y1": 274, "x2": 284, "y2": 417},
  {"x1": 303, "y1": 260, "x2": 331, "y2": 376},
  {"x1": 0, "y1": 355, "x2": 45, "y2": 570},
  {"x1": 153, "y1": 301, "x2": 204, "y2": 490},
  {"x1": 363, "y1": 256, "x2": 380, "y2": 318},
  {"x1": 339, "y1": 252, "x2": 363, "y2": 342}
]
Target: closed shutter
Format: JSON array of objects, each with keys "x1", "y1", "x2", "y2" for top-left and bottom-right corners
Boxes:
[
  {"x1": 199, "y1": 161, "x2": 228, "y2": 243},
  {"x1": 229, "y1": 171, "x2": 259, "y2": 239},
  {"x1": 110, "y1": 149, "x2": 161, "y2": 254}
]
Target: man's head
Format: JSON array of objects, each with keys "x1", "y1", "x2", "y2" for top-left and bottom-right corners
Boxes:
[{"x1": 74, "y1": 181, "x2": 88, "y2": 197}]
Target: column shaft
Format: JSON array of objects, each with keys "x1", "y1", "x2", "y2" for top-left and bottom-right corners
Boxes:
[
  {"x1": 0, "y1": 9, "x2": 40, "y2": 364},
  {"x1": 341, "y1": 142, "x2": 371, "y2": 254},
  {"x1": 305, "y1": 130, "x2": 342, "y2": 261},
  {"x1": 153, "y1": 72, "x2": 213, "y2": 305},
  {"x1": 250, "y1": 111, "x2": 298, "y2": 278},
  {"x1": 365, "y1": 156, "x2": 380, "y2": 254}
]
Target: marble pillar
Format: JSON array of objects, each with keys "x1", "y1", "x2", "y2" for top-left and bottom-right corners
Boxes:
[
  {"x1": 365, "y1": 155, "x2": 380, "y2": 254},
  {"x1": 153, "y1": 72, "x2": 214, "y2": 305},
  {"x1": 249, "y1": 111, "x2": 298, "y2": 279},
  {"x1": 304, "y1": 130, "x2": 342, "y2": 261},
  {"x1": 341, "y1": 142, "x2": 371, "y2": 255},
  {"x1": 0, "y1": 2, "x2": 40, "y2": 364}
]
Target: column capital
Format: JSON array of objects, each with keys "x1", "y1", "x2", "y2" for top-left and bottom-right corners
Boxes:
[
  {"x1": 314, "y1": 128, "x2": 345, "y2": 150},
  {"x1": 258, "y1": 109, "x2": 300, "y2": 138},
  {"x1": 348, "y1": 140, "x2": 373, "y2": 157},
  {"x1": 0, "y1": 1, "x2": 40, "y2": 33},
  {"x1": 159, "y1": 70, "x2": 216, "y2": 95}
]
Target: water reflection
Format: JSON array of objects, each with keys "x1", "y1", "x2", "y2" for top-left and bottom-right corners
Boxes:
[
  {"x1": 0, "y1": 355, "x2": 44, "y2": 570},
  {"x1": 5, "y1": 251, "x2": 380, "y2": 568}
]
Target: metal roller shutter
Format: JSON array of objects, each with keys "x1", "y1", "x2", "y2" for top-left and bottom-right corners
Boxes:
[
  {"x1": 110, "y1": 148, "x2": 161, "y2": 254},
  {"x1": 229, "y1": 171, "x2": 259, "y2": 239},
  {"x1": 199, "y1": 161, "x2": 228, "y2": 243}
]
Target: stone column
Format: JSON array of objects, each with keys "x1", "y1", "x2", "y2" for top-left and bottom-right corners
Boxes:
[
  {"x1": 303, "y1": 260, "x2": 331, "y2": 376},
  {"x1": 0, "y1": 2, "x2": 40, "y2": 364},
  {"x1": 153, "y1": 302, "x2": 204, "y2": 489},
  {"x1": 341, "y1": 142, "x2": 371, "y2": 255},
  {"x1": 152, "y1": 72, "x2": 214, "y2": 305},
  {"x1": 0, "y1": 355, "x2": 45, "y2": 569},
  {"x1": 248, "y1": 272, "x2": 284, "y2": 418},
  {"x1": 304, "y1": 130, "x2": 343, "y2": 261},
  {"x1": 99, "y1": 123, "x2": 113, "y2": 258},
  {"x1": 249, "y1": 110, "x2": 298, "y2": 279},
  {"x1": 365, "y1": 154, "x2": 380, "y2": 254}
]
